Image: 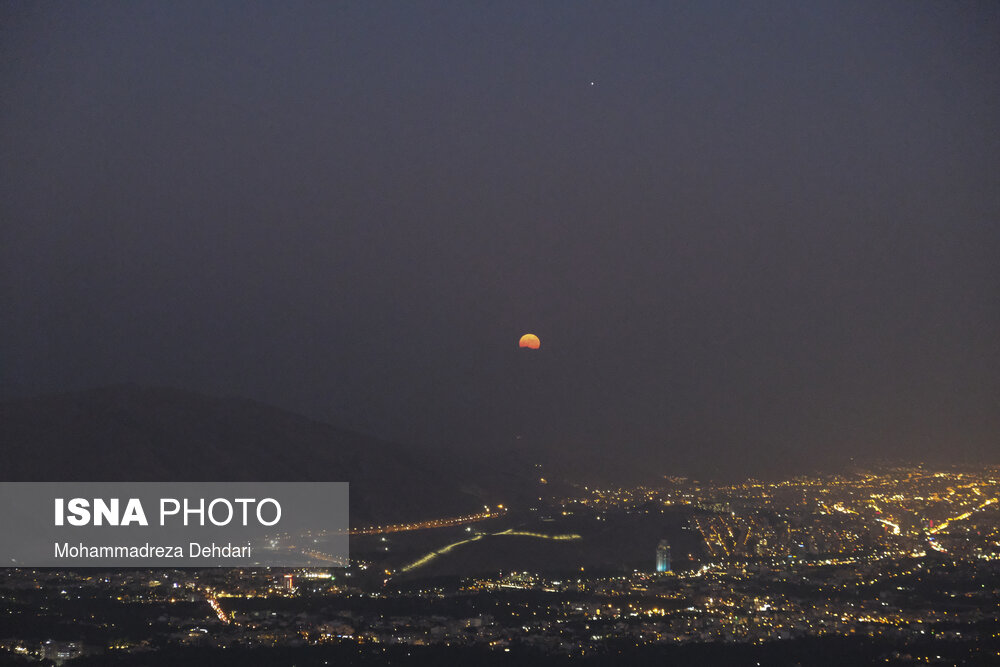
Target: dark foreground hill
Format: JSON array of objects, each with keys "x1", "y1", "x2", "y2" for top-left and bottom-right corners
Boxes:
[{"x1": 0, "y1": 385, "x2": 482, "y2": 524}]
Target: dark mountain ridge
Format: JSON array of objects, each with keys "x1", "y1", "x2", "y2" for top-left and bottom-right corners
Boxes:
[{"x1": 0, "y1": 385, "x2": 483, "y2": 524}]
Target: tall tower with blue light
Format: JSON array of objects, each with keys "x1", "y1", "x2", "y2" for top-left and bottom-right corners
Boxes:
[{"x1": 655, "y1": 539, "x2": 671, "y2": 573}]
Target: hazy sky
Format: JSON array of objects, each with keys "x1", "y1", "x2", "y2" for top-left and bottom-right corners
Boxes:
[{"x1": 2, "y1": 2, "x2": 998, "y2": 478}]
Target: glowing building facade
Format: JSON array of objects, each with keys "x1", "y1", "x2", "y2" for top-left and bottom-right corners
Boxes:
[{"x1": 655, "y1": 539, "x2": 671, "y2": 573}]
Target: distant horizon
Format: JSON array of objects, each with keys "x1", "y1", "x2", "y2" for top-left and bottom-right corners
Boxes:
[{"x1": 2, "y1": 382, "x2": 995, "y2": 486}]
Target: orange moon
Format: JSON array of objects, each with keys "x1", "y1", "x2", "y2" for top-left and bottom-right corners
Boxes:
[{"x1": 518, "y1": 333, "x2": 540, "y2": 349}]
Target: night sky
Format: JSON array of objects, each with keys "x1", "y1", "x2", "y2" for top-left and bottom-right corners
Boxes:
[{"x1": 2, "y1": 2, "x2": 998, "y2": 479}]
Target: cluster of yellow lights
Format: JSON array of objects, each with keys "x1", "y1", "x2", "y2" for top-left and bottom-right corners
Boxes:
[
  {"x1": 929, "y1": 497, "x2": 997, "y2": 534},
  {"x1": 207, "y1": 596, "x2": 230, "y2": 625}
]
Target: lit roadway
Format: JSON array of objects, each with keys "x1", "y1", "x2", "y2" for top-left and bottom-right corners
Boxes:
[
  {"x1": 398, "y1": 529, "x2": 582, "y2": 574},
  {"x1": 282, "y1": 507, "x2": 509, "y2": 565},
  {"x1": 350, "y1": 507, "x2": 507, "y2": 535},
  {"x1": 207, "y1": 594, "x2": 230, "y2": 624},
  {"x1": 928, "y1": 496, "x2": 997, "y2": 536}
]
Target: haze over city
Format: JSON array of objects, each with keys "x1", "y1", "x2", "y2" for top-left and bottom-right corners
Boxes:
[{"x1": 3, "y1": 2, "x2": 999, "y2": 477}]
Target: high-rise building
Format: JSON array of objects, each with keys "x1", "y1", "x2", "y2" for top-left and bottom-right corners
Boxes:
[
  {"x1": 42, "y1": 640, "x2": 81, "y2": 665},
  {"x1": 655, "y1": 539, "x2": 671, "y2": 573}
]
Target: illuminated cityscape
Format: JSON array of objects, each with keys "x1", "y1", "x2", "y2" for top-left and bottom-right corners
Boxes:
[
  {"x1": 2, "y1": 2, "x2": 998, "y2": 664},
  {"x1": 2, "y1": 464, "x2": 999, "y2": 665}
]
